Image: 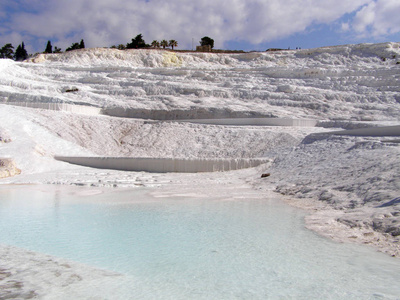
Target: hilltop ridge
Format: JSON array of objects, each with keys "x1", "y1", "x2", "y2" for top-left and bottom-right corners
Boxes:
[{"x1": 0, "y1": 42, "x2": 398, "y2": 121}]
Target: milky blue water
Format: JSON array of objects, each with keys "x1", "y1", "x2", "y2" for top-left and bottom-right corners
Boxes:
[{"x1": 1, "y1": 185, "x2": 400, "y2": 299}]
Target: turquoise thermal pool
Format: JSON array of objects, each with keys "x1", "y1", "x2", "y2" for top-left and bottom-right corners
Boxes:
[{"x1": 0, "y1": 185, "x2": 400, "y2": 299}]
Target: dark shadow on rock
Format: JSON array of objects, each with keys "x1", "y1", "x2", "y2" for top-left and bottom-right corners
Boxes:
[{"x1": 378, "y1": 197, "x2": 400, "y2": 208}]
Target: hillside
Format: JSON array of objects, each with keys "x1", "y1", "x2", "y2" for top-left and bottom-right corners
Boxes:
[
  {"x1": 0, "y1": 42, "x2": 399, "y2": 120},
  {"x1": 0, "y1": 43, "x2": 400, "y2": 256}
]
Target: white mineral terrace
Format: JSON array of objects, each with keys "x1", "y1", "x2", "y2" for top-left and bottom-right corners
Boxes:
[
  {"x1": 3, "y1": 101, "x2": 101, "y2": 115},
  {"x1": 329, "y1": 125, "x2": 400, "y2": 136},
  {"x1": 1, "y1": 43, "x2": 400, "y2": 260},
  {"x1": 176, "y1": 117, "x2": 318, "y2": 127},
  {"x1": 54, "y1": 156, "x2": 270, "y2": 173},
  {"x1": 1, "y1": 101, "x2": 317, "y2": 126}
]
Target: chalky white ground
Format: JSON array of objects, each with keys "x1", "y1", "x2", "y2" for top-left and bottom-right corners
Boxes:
[{"x1": 0, "y1": 43, "x2": 400, "y2": 297}]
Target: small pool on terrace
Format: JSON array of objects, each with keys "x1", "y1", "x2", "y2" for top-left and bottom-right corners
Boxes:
[{"x1": 0, "y1": 185, "x2": 400, "y2": 299}]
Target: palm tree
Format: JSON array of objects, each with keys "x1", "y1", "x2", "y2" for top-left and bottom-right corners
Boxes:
[
  {"x1": 151, "y1": 40, "x2": 160, "y2": 48},
  {"x1": 160, "y1": 40, "x2": 168, "y2": 49},
  {"x1": 169, "y1": 40, "x2": 178, "y2": 50}
]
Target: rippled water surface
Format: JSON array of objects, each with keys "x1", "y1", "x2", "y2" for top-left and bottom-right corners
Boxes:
[{"x1": 1, "y1": 185, "x2": 400, "y2": 299}]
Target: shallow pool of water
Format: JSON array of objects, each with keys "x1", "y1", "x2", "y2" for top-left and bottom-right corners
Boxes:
[{"x1": 0, "y1": 185, "x2": 400, "y2": 299}]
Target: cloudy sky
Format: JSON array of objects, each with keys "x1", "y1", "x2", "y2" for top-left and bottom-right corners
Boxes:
[{"x1": 1, "y1": 0, "x2": 400, "y2": 53}]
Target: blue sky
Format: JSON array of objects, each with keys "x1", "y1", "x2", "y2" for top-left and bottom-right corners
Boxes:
[{"x1": 1, "y1": 0, "x2": 400, "y2": 53}]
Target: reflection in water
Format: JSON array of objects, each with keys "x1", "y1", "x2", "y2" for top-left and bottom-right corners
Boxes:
[{"x1": 53, "y1": 190, "x2": 60, "y2": 224}]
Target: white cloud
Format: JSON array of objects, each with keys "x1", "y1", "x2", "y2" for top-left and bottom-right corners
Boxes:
[
  {"x1": 352, "y1": 0, "x2": 400, "y2": 38},
  {"x1": 3, "y1": 0, "x2": 394, "y2": 52},
  {"x1": 341, "y1": 23, "x2": 350, "y2": 32},
  {"x1": 352, "y1": 2, "x2": 376, "y2": 34}
]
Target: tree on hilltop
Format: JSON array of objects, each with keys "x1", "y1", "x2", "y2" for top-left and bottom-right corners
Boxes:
[
  {"x1": 44, "y1": 41, "x2": 52, "y2": 53},
  {"x1": 127, "y1": 34, "x2": 147, "y2": 49},
  {"x1": 14, "y1": 42, "x2": 28, "y2": 61},
  {"x1": 200, "y1": 36, "x2": 214, "y2": 49},
  {"x1": 160, "y1": 39, "x2": 168, "y2": 49},
  {"x1": 0, "y1": 43, "x2": 14, "y2": 59},
  {"x1": 111, "y1": 44, "x2": 126, "y2": 50},
  {"x1": 66, "y1": 43, "x2": 80, "y2": 51},
  {"x1": 66, "y1": 39, "x2": 85, "y2": 52},
  {"x1": 169, "y1": 40, "x2": 178, "y2": 50},
  {"x1": 151, "y1": 40, "x2": 160, "y2": 48}
]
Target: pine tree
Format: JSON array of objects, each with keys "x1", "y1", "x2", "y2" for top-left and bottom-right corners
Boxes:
[
  {"x1": 45, "y1": 41, "x2": 52, "y2": 53},
  {"x1": 66, "y1": 39, "x2": 85, "y2": 52},
  {"x1": 66, "y1": 42, "x2": 80, "y2": 51},
  {"x1": 21, "y1": 42, "x2": 28, "y2": 59},
  {"x1": 14, "y1": 42, "x2": 28, "y2": 61},
  {"x1": 0, "y1": 43, "x2": 14, "y2": 59},
  {"x1": 127, "y1": 34, "x2": 146, "y2": 49},
  {"x1": 14, "y1": 45, "x2": 22, "y2": 60}
]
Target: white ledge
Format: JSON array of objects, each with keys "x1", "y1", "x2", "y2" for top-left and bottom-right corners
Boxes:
[{"x1": 54, "y1": 156, "x2": 270, "y2": 173}]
